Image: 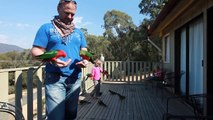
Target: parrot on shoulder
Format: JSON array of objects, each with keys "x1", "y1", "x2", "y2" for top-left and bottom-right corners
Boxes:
[{"x1": 35, "y1": 50, "x2": 66, "y2": 62}]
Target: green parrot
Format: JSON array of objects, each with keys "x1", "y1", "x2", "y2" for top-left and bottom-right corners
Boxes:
[
  {"x1": 80, "y1": 50, "x2": 94, "y2": 63},
  {"x1": 35, "y1": 50, "x2": 66, "y2": 62},
  {"x1": 33, "y1": 50, "x2": 66, "y2": 75},
  {"x1": 84, "y1": 73, "x2": 92, "y2": 81},
  {"x1": 86, "y1": 73, "x2": 92, "y2": 77}
]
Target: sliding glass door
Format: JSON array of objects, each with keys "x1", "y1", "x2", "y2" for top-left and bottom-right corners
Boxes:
[
  {"x1": 188, "y1": 18, "x2": 203, "y2": 95},
  {"x1": 179, "y1": 17, "x2": 203, "y2": 95}
]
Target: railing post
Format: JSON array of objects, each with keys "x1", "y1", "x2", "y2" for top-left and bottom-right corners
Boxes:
[
  {"x1": 0, "y1": 72, "x2": 8, "y2": 102},
  {"x1": 131, "y1": 61, "x2": 134, "y2": 82},
  {"x1": 136, "y1": 61, "x2": 138, "y2": 82},
  {"x1": 36, "y1": 67, "x2": 43, "y2": 120},
  {"x1": 123, "y1": 61, "x2": 126, "y2": 82},
  {"x1": 127, "y1": 61, "x2": 130, "y2": 83},
  {"x1": 111, "y1": 61, "x2": 115, "y2": 81},
  {"x1": 15, "y1": 70, "x2": 23, "y2": 117},
  {"x1": 119, "y1": 61, "x2": 122, "y2": 81},
  {"x1": 27, "y1": 68, "x2": 34, "y2": 120}
]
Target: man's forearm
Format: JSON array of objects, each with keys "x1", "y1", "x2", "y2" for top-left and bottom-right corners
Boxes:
[{"x1": 31, "y1": 46, "x2": 45, "y2": 57}]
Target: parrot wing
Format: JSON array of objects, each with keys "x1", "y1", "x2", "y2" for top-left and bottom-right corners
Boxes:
[
  {"x1": 86, "y1": 73, "x2": 92, "y2": 77},
  {"x1": 35, "y1": 50, "x2": 58, "y2": 60},
  {"x1": 80, "y1": 50, "x2": 94, "y2": 60}
]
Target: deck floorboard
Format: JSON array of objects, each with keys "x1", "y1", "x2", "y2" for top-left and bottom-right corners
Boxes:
[{"x1": 77, "y1": 82, "x2": 193, "y2": 120}]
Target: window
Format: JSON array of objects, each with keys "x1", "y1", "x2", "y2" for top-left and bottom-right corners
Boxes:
[{"x1": 163, "y1": 35, "x2": 170, "y2": 63}]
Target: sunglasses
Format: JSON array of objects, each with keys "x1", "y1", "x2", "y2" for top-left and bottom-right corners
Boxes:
[{"x1": 64, "y1": 0, "x2": 77, "y2": 5}]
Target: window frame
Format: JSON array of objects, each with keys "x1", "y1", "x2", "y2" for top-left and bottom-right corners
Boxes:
[{"x1": 163, "y1": 34, "x2": 170, "y2": 63}]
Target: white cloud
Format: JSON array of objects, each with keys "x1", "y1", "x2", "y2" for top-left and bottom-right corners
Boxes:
[
  {"x1": 73, "y1": 16, "x2": 83, "y2": 25},
  {"x1": 0, "y1": 34, "x2": 33, "y2": 49},
  {"x1": 13, "y1": 36, "x2": 33, "y2": 49},
  {"x1": 73, "y1": 16, "x2": 92, "y2": 28},
  {"x1": 0, "y1": 34, "x2": 9, "y2": 43},
  {"x1": 16, "y1": 23, "x2": 30, "y2": 29},
  {"x1": 0, "y1": 20, "x2": 30, "y2": 30}
]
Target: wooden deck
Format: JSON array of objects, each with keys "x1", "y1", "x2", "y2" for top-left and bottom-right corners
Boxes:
[{"x1": 77, "y1": 82, "x2": 194, "y2": 120}]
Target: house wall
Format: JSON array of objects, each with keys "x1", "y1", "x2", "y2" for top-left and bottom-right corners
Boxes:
[
  {"x1": 150, "y1": 0, "x2": 213, "y2": 115},
  {"x1": 157, "y1": 0, "x2": 213, "y2": 72},
  {"x1": 162, "y1": 33, "x2": 175, "y2": 72}
]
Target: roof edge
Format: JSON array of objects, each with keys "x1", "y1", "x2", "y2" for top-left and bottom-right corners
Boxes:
[{"x1": 148, "y1": 0, "x2": 179, "y2": 36}]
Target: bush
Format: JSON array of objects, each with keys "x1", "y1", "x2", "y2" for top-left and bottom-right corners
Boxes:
[{"x1": 9, "y1": 86, "x2": 15, "y2": 94}]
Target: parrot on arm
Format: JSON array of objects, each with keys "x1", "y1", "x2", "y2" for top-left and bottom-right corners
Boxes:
[
  {"x1": 86, "y1": 73, "x2": 92, "y2": 78},
  {"x1": 33, "y1": 50, "x2": 67, "y2": 74},
  {"x1": 79, "y1": 50, "x2": 94, "y2": 64},
  {"x1": 76, "y1": 50, "x2": 94, "y2": 68},
  {"x1": 85, "y1": 73, "x2": 92, "y2": 81},
  {"x1": 35, "y1": 50, "x2": 66, "y2": 62}
]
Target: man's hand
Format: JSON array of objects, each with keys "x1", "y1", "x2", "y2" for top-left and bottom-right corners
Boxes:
[
  {"x1": 76, "y1": 59, "x2": 89, "y2": 68},
  {"x1": 54, "y1": 58, "x2": 71, "y2": 67}
]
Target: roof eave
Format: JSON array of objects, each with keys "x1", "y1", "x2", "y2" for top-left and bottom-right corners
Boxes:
[{"x1": 148, "y1": 0, "x2": 179, "y2": 36}]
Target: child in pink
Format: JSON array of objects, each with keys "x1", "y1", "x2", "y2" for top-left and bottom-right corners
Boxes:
[
  {"x1": 146, "y1": 65, "x2": 164, "y2": 81},
  {"x1": 90, "y1": 59, "x2": 103, "y2": 98}
]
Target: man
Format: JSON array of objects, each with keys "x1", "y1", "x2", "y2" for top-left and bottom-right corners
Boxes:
[{"x1": 31, "y1": 0, "x2": 87, "y2": 119}]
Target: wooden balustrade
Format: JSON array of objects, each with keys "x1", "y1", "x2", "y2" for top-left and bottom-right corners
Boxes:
[{"x1": 0, "y1": 61, "x2": 161, "y2": 120}]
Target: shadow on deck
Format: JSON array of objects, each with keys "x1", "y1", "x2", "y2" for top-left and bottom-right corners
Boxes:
[{"x1": 77, "y1": 82, "x2": 194, "y2": 120}]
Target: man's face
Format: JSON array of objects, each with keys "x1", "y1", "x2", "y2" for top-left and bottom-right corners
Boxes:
[{"x1": 58, "y1": 2, "x2": 76, "y2": 24}]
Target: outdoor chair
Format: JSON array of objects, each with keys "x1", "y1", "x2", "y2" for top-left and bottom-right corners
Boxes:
[
  {"x1": 0, "y1": 102, "x2": 25, "y2": 120},
  {"x1": 162, "y1": 93, "x2": 213, "y2": 120},
  {"x1": 156, "y1": 71, "x2": 185, "y2": 99},
  {"x1": 144, "y1": 71, "x2": 165, "y2": 91}
]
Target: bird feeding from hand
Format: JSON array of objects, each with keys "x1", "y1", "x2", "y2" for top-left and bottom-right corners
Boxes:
[
  {"x1": 80, "y1": 50, "x2": 94, "y2": 63},
  {"x1": 35, "y1": 50, "x2": 66, "y2": 62}
]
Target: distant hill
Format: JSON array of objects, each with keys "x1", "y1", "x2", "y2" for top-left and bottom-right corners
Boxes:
[{"x1": 0, "y1": 43, "x2": 25, "y2": 53}]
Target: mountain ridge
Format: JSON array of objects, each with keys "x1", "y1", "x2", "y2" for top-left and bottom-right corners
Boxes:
[{"x1": 0, "y1": 43, "x2": 25, "y2": 53}]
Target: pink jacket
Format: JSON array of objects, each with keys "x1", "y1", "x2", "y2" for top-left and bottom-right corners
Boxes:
[{"x1": 91, "y1": 66, "x2": 103, "y2": 81}]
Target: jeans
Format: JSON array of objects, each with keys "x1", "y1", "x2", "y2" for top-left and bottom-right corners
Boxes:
[
  {"x1": 91, "y1": 80, "x2": 101, "y2": 97},
  {"x1": 45, "y1": 73, "x2": 81, "y2": 120}
]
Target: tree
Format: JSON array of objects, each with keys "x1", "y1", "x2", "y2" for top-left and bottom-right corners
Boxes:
[
  {"x1": 103, "y1": 10, "x2": 139, "y2": 61},
  {"x1": 138, "y1": 0, "x2": 167, "y2": 61},
  {"x1": 0, "y1": 49, "x2": 34, "y2": 68},
  {"x1": 80, "y1": 28, "x2": 89, "y2": 36},
  {"x1": 138, "y1": 0, "x2": 168, "y2": 20},
  {"x1": 102, "y1": 9, "x2": 160, "y2": 61},
  {"x1": 85, "y1": 34, "x2": 111, "y2": 60},
  {"x1": 103, "y1": 10, "x2": 136, "y2": 40}
]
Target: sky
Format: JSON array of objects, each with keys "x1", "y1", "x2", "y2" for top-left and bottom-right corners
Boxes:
[{"x1": 0, "y1": 0, "x2": 146, "y2": 49}]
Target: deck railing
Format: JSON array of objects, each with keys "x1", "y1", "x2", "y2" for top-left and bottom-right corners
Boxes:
[{"x1": 0, "y1": 61, "x2": 161, "y2": 120}]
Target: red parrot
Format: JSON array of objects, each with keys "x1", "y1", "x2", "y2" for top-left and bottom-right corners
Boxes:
[
  {"x1": 76, "y1": 50, "x2": 94, "y2": 68},
  {"x1": 102, "y1": 70, "x2": 109, "y2": 77},
  {"x1": 79, "y1": 50, "x2": 94, "y2": 63},
  {"x1": 33, "y1": 50, "x2": 67, "y2": 75},
  {"x1": 35, "y1": 50, "x2": 66, "y2": 62}
]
